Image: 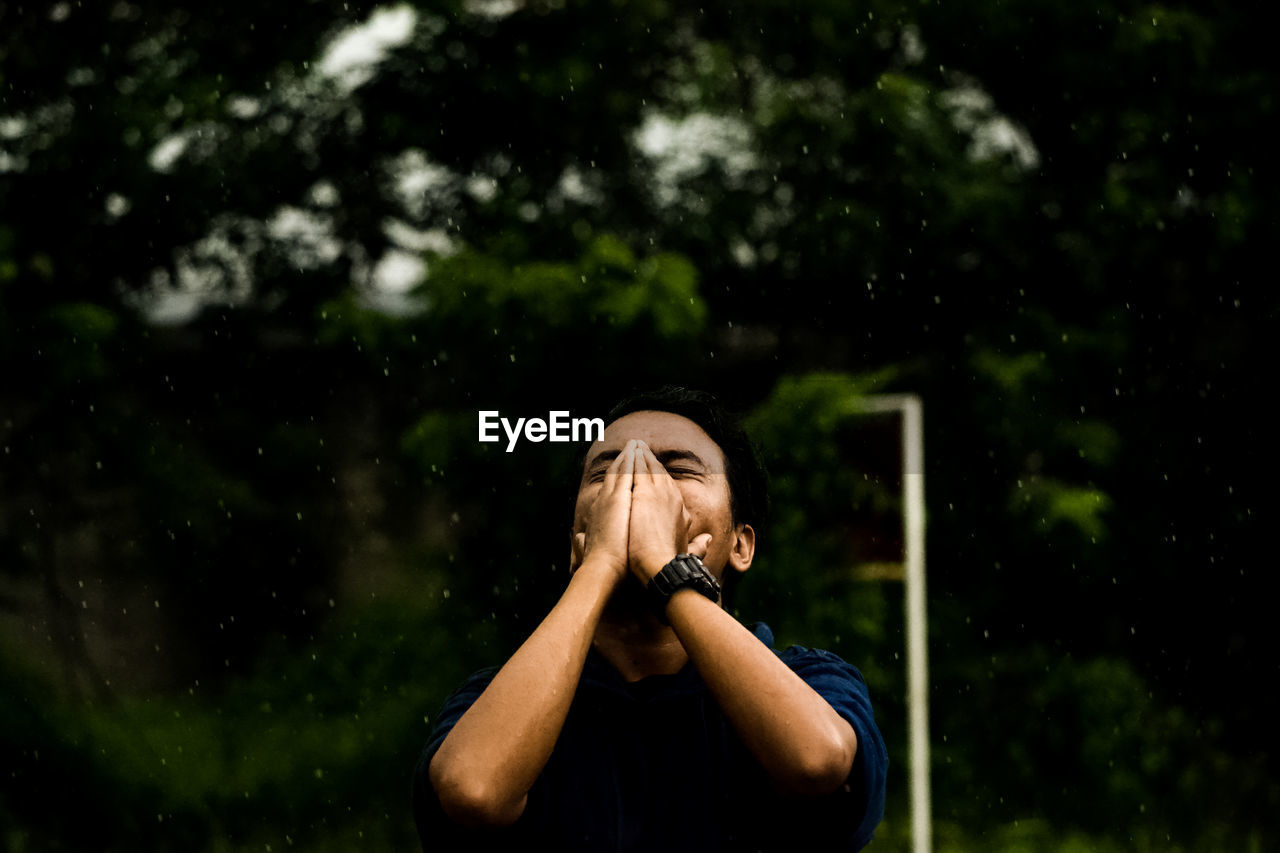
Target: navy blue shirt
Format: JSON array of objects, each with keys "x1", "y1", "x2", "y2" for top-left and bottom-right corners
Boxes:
[{"x1": 413, "y1": 623, "x2": 887, "y2": 852}]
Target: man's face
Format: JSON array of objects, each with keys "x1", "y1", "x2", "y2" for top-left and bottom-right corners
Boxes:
[{"x1": 572, "y1": 410, "x2": 748, "y2": 579}]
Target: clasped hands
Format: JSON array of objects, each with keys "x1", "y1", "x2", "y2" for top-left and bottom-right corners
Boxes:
[{"x1": 572, "y1": 439, "x2": 713, "y2": 587}]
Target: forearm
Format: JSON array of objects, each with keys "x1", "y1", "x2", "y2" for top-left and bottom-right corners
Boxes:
[
  {"x1": 666, "y1": 590, "x2": 858, "y2": 796},
  {"x1": 429, "y1": 560, "x2": 615, "y2": 825}
]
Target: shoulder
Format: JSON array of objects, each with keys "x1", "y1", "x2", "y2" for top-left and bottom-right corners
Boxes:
[
  {"x1": 777, "y1": 643, "x2": 869, "y2": 691},
  {"x1": 748, "y1": 622, "x2": 879, "y2": 734},
  {"x1": 449, "y1": 665, "x2": 501, "y2": 697},
  {"x1": 437, "y1": 666, "x2": 501, "y2": 722},
  {"x1": 748, "y1": 622, "x2": 868, "y2": 691},
  {"x1": 421, "y1": 665, "x2": 501, "y2": 752}
]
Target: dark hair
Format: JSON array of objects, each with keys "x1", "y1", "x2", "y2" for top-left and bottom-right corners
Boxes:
[{"x1": 605, "y1": 386, "x2": 770, "y2": 534}]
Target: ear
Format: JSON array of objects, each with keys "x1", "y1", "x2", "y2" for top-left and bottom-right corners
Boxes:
[
  {"x1": 726, "y1": 523, "x2": 755, "y2": 575},
  {"x1": 569, "y1": 530, "x2": 586, "y2": 572}
]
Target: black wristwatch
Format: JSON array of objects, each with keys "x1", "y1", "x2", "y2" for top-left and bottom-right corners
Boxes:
[{"x1": 647, "y1": 553, "x2": 721, "y2": 622}]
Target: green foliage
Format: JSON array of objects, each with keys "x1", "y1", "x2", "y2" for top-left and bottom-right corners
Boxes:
[
  {"x1": 1, "y1": 0, "x2": 1276, "y2": 850},
  {"x1": 923, "y1": 631, "x2": 1247, "y2": 850},
  {"x1": 1, "y1": 591, "x2": 467, "y2": 852},
  {"x1": 1010, "y1": 477, "x2": 1112, "y2": 542},
  {"x1": 401, "y1": 410, "x2": 469, "y2": 485},
  {"x1": 420, "y1": 235, "x2": 704, "y2": 338},
  {"x1": 40, "y1": 302, "x2": 122, "y2": 383},
  {"x1": 738, "y1": 371, "x2": 910, "y2": 792},
  {"x1": 743, "y1": 371, "x2": 903, "y2": 620},
  {"x1": 971, "y1": 349, "x2": 1047, "y2": 396}
]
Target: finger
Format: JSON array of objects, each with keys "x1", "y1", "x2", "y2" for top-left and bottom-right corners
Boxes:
[
  {"x1": 632, "y1": 440, "x2": 650, "y2": 482},
  {"x1": 606, "y1": 443, "x2": 625, "y2": 472},
  {"x1": 638, "y1": 442, "x2": 673, "y2": 487},
  {"x1": 605, "y1": 440, "x2": 635, "y2": 493},
  {"x1": 687, "y1": 532, "x2": 713, "y2": 560},
  {"x1": 616, "y1": 440, "x2": 637, "y2": 493},
  {"x1": 605, "y1": 439, "x2": 629, "y2": 477}
]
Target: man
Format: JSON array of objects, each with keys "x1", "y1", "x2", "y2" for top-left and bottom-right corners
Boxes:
[{"x1": 413, "y1": 387, "x2": 887, "y2": 851}]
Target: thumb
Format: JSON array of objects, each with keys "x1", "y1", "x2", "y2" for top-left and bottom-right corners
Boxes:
[
  {"x1": 570, "y1": 531, "x2": 586, "y2": 571},
  {"x1": 687, "y1": 533, "x2": 713, "y2": 560}
]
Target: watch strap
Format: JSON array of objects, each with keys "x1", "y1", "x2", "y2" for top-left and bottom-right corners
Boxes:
[{"x1": 647, "y1": 553, "x2": 721, "y2": 622}]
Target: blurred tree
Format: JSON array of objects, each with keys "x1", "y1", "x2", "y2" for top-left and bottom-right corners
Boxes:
[{"x1": 1, "y1": 0, "x2": 1276, "y2": 850}]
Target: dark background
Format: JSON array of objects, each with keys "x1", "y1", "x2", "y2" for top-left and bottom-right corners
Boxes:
[{"x1": 1, "y1": 1, "x2": 1275, "y2": 849}]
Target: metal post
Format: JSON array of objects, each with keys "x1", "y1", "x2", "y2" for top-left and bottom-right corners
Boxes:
[{"x1": 857, "y1": 394, "x2": 931, "y2": 853}]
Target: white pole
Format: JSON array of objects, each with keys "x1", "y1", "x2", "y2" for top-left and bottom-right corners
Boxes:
[
  {"x1": 857, "y1": 394, "x2": 931, "y2": 853},
  {"x1": 901, "y1": 396, "x2": 931, "y2": 853}
]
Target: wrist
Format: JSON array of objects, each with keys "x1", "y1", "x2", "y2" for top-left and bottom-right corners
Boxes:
[
  {"x1": 665, "y1": 585, "x2": 722, "y2": 621},
  {"x1": 632, "y1": 550, "x2": 678, "y2": 582},
  {"x1": 646, "y1": 553, "x2": 721, "y2": 623},
  {"x1": 572, "y1": 554, "x2": 626, "y2": 590}
]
